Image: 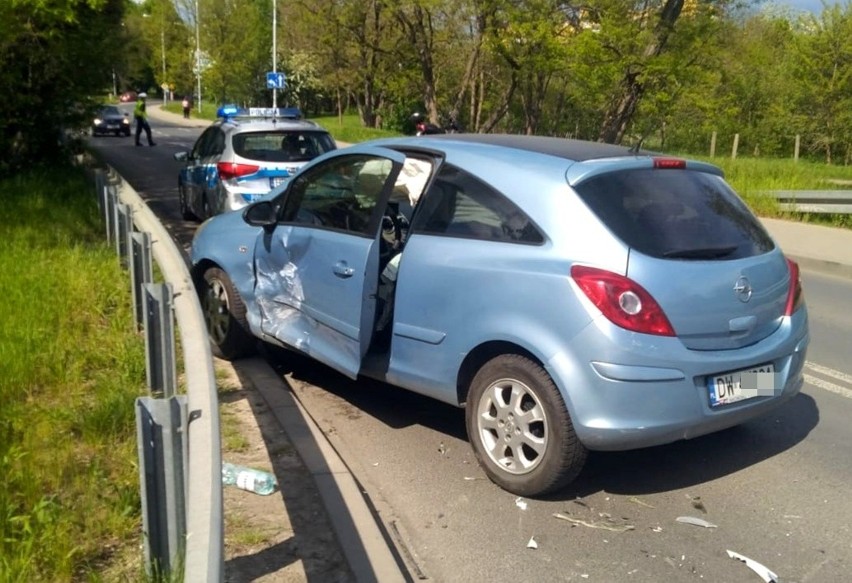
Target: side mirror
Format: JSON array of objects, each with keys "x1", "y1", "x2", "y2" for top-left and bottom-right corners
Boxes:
[{"x1": 243, "y1": 200, "x2": 277, "y2": 228}]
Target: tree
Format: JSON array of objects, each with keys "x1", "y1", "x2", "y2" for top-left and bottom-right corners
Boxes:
[
  {"x1": 789, "y1": 5, "x2": 852, "y2": 163},
  {"x1": 0, "y1": 0, "x2": 128, "y2": 175}
]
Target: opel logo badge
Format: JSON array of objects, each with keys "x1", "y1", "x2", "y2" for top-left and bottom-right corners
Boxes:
[{"x1": 733, "y1": 276, "x2": 752, "y2": 303}]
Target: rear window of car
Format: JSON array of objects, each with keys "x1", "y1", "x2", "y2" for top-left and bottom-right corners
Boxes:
[
  {"x1": 232, "y1": 131, "x2": 336, "y2": 163},
  {"x1": 574, "y1": 168, "x2": 774, "y2": 260}
]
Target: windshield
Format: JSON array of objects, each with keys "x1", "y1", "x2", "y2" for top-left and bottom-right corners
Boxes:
[{"x1": 233, "y1": 131, "x2": 336, "y2": 163}]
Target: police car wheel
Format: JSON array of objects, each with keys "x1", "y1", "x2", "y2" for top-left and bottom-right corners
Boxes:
[{"x1": 179, "y1": 184, "x2": 195, "y2": 221}]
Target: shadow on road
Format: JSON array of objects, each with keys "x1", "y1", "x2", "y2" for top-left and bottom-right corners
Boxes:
[{"x1": 267, "y1": 347, "x2": 818, "y2": 499}]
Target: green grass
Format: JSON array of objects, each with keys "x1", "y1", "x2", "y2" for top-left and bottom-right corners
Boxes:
[
  {"x1": 690, "y1": 155, "x2": 852, "y2": 229},
  {"x1": 0, "y1": 167, "x2": 146, "y2": 581},
  {"x1": 308, "y1": 114, "x2": 401, "y2": 144}
]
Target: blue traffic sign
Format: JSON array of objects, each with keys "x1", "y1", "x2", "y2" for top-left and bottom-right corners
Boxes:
[{"x1": 266, "y1": 72, "x2": 286, "y2": 90}]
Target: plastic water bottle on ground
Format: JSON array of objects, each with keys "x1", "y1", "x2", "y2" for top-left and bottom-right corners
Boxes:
[{"x1": 222, "y1": 462, "x2": 278, "y2": 495}]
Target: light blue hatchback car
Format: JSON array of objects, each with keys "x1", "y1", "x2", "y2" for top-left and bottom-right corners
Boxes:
[{"x1": 190, "y1": 134, "x2": 809, "y2": 496}]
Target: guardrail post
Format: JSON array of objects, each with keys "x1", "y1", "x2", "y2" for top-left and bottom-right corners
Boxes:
[
  {"x1": 94, "y1": 169, "x2": 106, "y2": 217},
  {"x1": 104, "y1": 184, "x2": 117, "y2": 245},
  {"x1": 143, "y1": 282, "x2": 177, "y2": 399},
  {"x1": 136, "y1": 395, "x2": 188, "y2": 579},
  {"x1": 116, "y1": 203, "x2": 131, "y2": 265},
  {"x1": 131, "y1": 232, "x2": 154, "y2": 329}
]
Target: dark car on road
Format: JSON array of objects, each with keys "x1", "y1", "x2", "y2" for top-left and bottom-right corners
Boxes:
[{"x1": 92, "y1": 105, "x2": 131, "y2": 137}]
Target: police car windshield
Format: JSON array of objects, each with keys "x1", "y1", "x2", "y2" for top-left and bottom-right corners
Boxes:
[{"x1": 232, "y1": 131, "x2": 337, "y2": 163}]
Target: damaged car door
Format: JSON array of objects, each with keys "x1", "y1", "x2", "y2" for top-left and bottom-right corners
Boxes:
[{"x1": 253, "y1": 150, "x2": 405, "y2": 378}]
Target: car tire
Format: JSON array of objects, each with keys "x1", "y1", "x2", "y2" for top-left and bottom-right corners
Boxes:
[
  {"x1": 465, "y1": 354, "x2": 587, "y2": 497},
  {"x1": 201, "y1": 194, "x2": 211, "y2": 221},
  {"x1": 200, "y1": 267, "x2": 256, "y2": 360},
  {"x1": 179, "y1": 184, "x2": 195, "y2": 221}
]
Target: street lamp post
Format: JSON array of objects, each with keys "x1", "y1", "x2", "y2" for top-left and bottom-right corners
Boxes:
[
  {"x1": 272, "y1": 0, "x2": 277, "y2": 109},
  {"x1": 195, "y1": 0, "x2": 202, "y2": 113},
  {"x1": 161, "y1": 28, "x2": 167, "y2": 104}
]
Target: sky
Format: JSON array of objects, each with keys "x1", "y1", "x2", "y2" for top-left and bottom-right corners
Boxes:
[{"x1": 771, "y1": 0, "x2": 845, "y2": 14}]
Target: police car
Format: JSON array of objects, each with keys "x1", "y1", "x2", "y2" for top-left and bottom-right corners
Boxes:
[{"x1": 174, "y1": 105, "x2": 337, "y2": 221}]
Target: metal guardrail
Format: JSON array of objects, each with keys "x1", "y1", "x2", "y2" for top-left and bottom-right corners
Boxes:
[
  {"x1": 94, "y1": 167, "x2": 223, "y2": 581},
  {"x1": 765, "y1": 190, "x2": 852, "y2": 214}
]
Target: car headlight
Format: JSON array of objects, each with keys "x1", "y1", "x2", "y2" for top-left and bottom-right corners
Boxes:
[
  {"x1": 122, "y1": 118, "x2": 130, "y2": 125},
  {"x1": 94, "y1": 118, "x2": 103, "y2": 125}
]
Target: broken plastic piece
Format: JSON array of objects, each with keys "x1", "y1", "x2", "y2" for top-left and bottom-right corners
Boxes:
[
  {"x1": 553, "y1": 513, "x2": 635, "y2": 532},
  {"x1": 726, "y1": 550, "x2": 779, "y2": 582},
  {"x1": 628, "y1": 496, "x2": 655, "y2": 508},
  {"x1": 527, "y1": 536, "x2": 538, "y2": 549},
  {"x1": 515, "y1": 497, "x2": 528, "y2": 510},
  {"x1": 676, "y1": 516, "x2": 717, "y2": 528}
]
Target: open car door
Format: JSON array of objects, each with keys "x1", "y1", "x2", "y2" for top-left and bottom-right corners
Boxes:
[{"x1": 253, "y1": 148, "x2": 405, "y2": 379}]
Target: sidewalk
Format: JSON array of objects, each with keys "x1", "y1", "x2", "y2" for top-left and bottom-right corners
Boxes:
[{"x1": 761, "y1": 217, "x2": 852, "y2": 278}]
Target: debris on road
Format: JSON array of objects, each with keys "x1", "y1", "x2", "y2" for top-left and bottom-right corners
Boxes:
[
  {"x1": 515, "y1": 497, "x2": 528, "y2": 510},
  {"x1": 688, "y1": 494, "x2": 707, "y2": 513},
  {"x1": 726, "y1": 549, "x2": 779, "y2": 582},
  {"x1": 676, "y1": 516, "x2": 718, "y2": 528},
  {"x1": 628, "y1": 496, "x2": 655, "y2": 508},
  {"x1": 526, "y1": 536, "x2": 538, "y2": 549},
  {"x1": 553, "y1": 513, "x2": 635, "y2": 532}
]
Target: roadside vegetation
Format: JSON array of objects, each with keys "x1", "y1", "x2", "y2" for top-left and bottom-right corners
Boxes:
[
  {"x1": 161, "y1": 102, "x2": 852, "y2": 230},
  {"x1": 0, "y1": 166, "x2": 145, "y2": 581}
]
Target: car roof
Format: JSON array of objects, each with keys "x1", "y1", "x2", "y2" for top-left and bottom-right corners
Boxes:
[
  {"x1": 376, "y1": 134, "x2": 655, "y2": 162},
  {"x1": 217, "y1": 117, "x2": 328, "y2": 134}
]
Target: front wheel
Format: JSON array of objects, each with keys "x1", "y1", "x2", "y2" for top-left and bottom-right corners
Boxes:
[
  {"x1": 199, "y1": 267, "x2": 256, "y2": 360},
  {"x1": 465, "y1": 354, "x2": 587, "y2": 497}
]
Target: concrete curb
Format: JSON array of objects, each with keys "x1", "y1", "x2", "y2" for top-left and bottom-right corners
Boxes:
[{"x1": 233, "y1": 357, "x2": 409, "y2": 583}]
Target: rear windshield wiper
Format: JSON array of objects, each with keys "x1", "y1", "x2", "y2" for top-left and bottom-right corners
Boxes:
[{"x1": 663, "y1": 245, "x2": 738, "y2": 259}]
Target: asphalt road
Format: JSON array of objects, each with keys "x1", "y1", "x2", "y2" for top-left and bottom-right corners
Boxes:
[{"x1": 88, "y1": 109, "x2": 852, "y2": 582}]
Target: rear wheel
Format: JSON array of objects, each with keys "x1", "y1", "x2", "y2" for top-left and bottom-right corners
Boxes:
[
  {"x1": 201, "y1": 194, "x2": 212, "y2": 220},
  {"x1": 199, "y1": 267, "x2": 256, "y2": 360},
  {"x1": 465, "y1": 354, "x2": 587, "y2": 497},
  {"x1": 179, "y1": 183, "x2": 195, "y2": 220}
]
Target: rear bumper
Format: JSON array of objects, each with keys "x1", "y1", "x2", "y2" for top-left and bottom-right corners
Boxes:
[{"x1": 547, "y1": 309, "x2": 809, "y2": 451}]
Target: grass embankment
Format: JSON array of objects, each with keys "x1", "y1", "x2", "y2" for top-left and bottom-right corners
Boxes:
[
  {"x1": 0, "y1": 166, "x2": 145, "y2": 581},
  {"x1": 702, "y1": 156, "x2": 852, "y2": 229}
]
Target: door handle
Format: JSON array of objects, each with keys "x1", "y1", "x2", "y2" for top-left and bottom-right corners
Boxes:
[{"x1": 333, "y1": 261, "x2": 354, "y2": 278}]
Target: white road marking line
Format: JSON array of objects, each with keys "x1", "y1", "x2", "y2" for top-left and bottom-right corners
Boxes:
[
  {"x1": 805, "y1": 361, "x2": 852, "y2": 385},
  {"x1": 803, "y1": 375, "x2": 852, "y2": 400}
]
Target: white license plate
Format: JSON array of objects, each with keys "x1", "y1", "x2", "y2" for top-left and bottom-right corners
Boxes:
[{"x1": 709, "y1": 363, "x2": 776, "y2": 407}]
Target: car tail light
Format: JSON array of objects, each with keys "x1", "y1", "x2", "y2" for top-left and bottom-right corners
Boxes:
[
  {"x1": 571, "y1": 265, "x2": 675, "y2": 336},
  {"x1": 784, "y1": 257, "x2": 804, "y2": 316},
  {"x1": 217, "y1": 161, "x2": 260, "y2": 181},
  {"x1": 653, "y1": 157, "x2": 686, "y2": 169}
]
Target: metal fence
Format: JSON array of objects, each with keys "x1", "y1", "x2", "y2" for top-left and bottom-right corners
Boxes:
[
  {"x1": 765, "y1": 190, "x2": 852, "y2": 214},
  {"x1": 94, "y1": 167, "x2": 223, "y2": 582}
]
